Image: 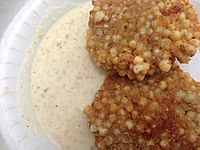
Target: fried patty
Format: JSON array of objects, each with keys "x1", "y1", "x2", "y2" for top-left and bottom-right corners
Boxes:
[
  {"x1": 87, "y1": 0, "x2": 200, "y2": 80},
  {"x1": 84, "y1": 65, "x2": 200, "y2": 150}
]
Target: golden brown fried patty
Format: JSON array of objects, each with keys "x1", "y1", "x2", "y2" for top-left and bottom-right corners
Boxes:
[
  {"x1": 87, "y1": 0, "x2": 200, "y2": 80},
  {"x1": 84, "y1": 66, "x2": 200, "y2": 150}
]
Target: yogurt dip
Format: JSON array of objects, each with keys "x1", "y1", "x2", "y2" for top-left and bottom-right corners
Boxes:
[{"x1": 30, "y1": 2, "x2": 105, "y2": 149}]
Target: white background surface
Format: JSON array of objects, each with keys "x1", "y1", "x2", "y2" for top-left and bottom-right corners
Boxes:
[
  {"x1": 0, "y1": 0, "x2": 26, "y2": 39},
  {"x1": 0, "y1": 1, "x2": 26, "y2": 149}
]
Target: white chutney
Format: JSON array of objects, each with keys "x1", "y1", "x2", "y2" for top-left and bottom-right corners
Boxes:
[{"x1": 31, "y1": 2, "x2": 105, "y2": 149}]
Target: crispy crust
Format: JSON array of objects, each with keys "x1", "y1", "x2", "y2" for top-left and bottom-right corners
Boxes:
[
  {"x1": 84, "y1": 65, "x2": 200, "y2": 150},
  {"x1": 87, "y1": 0, "x2": 200, "y2": 80}
]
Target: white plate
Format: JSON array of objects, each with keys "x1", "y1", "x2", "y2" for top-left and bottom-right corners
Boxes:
[
  {"x1": 0, "y1": 0, "x2": 88, "y2": 150},
  {"x1": 0, "y1": 0, "x2": 200, "y2": 150}
]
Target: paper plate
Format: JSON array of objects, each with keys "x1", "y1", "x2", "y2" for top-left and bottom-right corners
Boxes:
[
  {"x1": 0, "y1": 0, "x2": 88, "y2": 150},
  {"x1": 0, "y1": 0, "x2": 200, "y2": 150}
]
